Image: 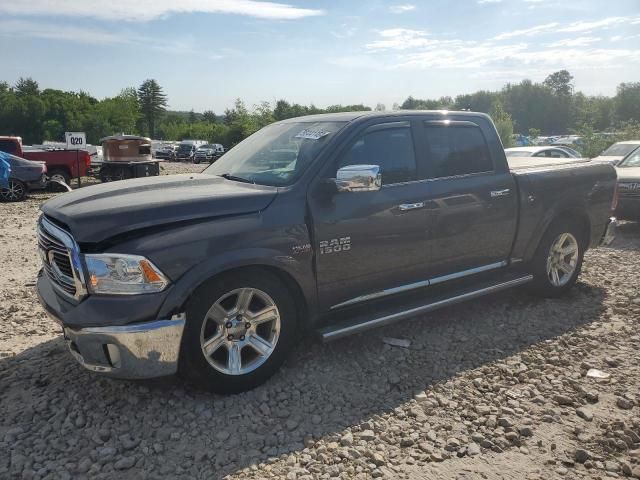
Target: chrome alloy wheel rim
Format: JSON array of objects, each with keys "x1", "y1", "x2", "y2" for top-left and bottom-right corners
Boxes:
[
  {"x1": 50, "y1": 174, "x2": 67, "y2": 184},
  {"x1": 546, "y1": 232, "x2": 579, "y2": 287},
  {"x1": 0, "y1": 180, "x2": 25, "y2": 201},
  {"x1": 200, "y1": 288, "x2": 280, "y2": 375}
]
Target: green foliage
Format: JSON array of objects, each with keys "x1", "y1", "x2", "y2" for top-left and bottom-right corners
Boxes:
[
  {"x1": 543, "y1": 70, "x2": 574, "y2": 96},
  {"x1": 137, "y1": 79, "x2": 168, "y2": 138},
  {"x1": 401, "y1": 95, "x2": 453, "y2": 110},
  {"x1": 614, "y1": 82, "x2": 640, "y2": 123},
  {"x1": 489, "y1": 101, "x2": 514, "y2": 148},
  {"x1": 0, "y1": 71, "x2": 639, "y2": 151},
  {"x1": 528, "y1": 128, "x2": 540, "y2": 141}
]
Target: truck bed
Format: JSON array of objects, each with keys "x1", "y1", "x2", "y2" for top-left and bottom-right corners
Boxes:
[
  {"x1": 507, "y1": 156, "x2": 591, "y2": 171},
  {"x1": 508, "y1": 156, "x2": 616, "y2": 264}
]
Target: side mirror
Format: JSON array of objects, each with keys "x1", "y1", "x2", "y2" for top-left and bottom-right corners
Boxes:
[{"x1": 335, "y1": 165, "x2": 381, "y2": 193}]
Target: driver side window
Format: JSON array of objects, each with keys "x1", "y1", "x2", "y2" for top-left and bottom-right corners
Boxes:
[{"x1": 337, "y1": 126, "x2": 417, "y2": 185}]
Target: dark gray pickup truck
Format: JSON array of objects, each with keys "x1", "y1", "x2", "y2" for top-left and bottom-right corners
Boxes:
[{"x1": 36, "y1": 111, "x2": 617, "y2": 393}]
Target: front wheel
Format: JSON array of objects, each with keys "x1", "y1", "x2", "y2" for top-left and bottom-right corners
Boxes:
[
  {"x1": 0, "y1": 179, "x2": 27, "y2": 202},
  {"x1": 179, "y1": 270, "x2": 297, "y2": 393},
  {"x1": 531, "y1": 221, "x2": 584, "y2": 297}
]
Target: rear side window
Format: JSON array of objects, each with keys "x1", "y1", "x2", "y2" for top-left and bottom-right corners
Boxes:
[
  {"x1": 0, "y1": 139, "x2": 18, "y2": 155},
  {"x1": 547, "y1": 149, "x2": 568, "y2": 158},
  {"x1": 423, "y1": 126, "x2": 493, "y2": 179},
  {"x1": 338, "y1": 126, "x2": 417, "y2": 185}
]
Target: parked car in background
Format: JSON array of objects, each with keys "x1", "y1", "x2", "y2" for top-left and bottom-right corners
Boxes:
[
  {"x1": 155, "y1": 144, "x2": 179, "y2": 161},
  {"x1": 177, "y1": 140, "x2": 207, "y2": 161},
  {"x1": 0, "y1": 136, "x2": 90, "y2": 184},
  {"x1": 593, "y1": 141, "x2": 640, "y2": 165},
  {"x1": 505, "y1": 146, "x2": 581, "y2": 159},
  {"x1": 193, "y1": 144, "x2": 225, "y2": 164},
  {"x1": 614, "y1": 148, "x2": 640, "y2": 221},
  {"x1": 36, "y1": 110, "x2": 616, "y2": 393},
  {"x1": 0, "y1": 152, "x2": 47, "y2": 201}
]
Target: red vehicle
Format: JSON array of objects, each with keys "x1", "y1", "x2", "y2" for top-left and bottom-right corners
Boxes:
[{"x1": 0, "y1": 136, "x2": 91, "y2": 184}]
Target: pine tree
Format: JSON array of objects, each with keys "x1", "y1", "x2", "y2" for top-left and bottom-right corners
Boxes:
[{"x1": 137, "y1": 79, "x2": 168, "y2": 138}]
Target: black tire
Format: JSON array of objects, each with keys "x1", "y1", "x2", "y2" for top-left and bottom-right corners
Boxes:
[
  {"x1": 48, "y1": 169, "x2": 71, "y2": 185},
  {"x1": 179, "y1": 269, "x2": 297, "y2": 394},
  {"x1": 0, "y1": 179, "x2": 27, "y2": 202},
  {"x1": 530, "y1": 219, "x2": 585, "y2": 297}
]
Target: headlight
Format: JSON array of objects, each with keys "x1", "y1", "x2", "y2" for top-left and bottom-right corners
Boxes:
[{"x1": 84, "y1": 254, "x2": 169, "y2": 295}]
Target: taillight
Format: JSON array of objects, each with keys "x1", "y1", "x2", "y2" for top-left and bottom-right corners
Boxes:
[
  {"x1": 611, "y1": 183, "x2": 619, "y2": 211},
  {"x1": 84, "y1": 152, "x2": 91, "y2": 168},
  {"x1": 42, "y1": 163, "x2": 47, "y2": 173}
]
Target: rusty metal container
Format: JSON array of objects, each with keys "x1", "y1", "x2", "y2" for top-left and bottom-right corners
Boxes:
[{"x1": 101, "y1": 135, "x2": 152, "y2": 163}]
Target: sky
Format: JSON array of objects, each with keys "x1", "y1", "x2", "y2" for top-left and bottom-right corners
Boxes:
[{"x1": 1, "y1": 0, "x2": 639, "y2": 112}]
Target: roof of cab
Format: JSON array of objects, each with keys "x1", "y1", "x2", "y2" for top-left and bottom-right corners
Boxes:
[{"x1": 277, "y1": 110, "x2": 490, "y2": 124}]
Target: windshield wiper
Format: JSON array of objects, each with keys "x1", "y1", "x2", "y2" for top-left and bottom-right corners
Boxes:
[{"x1": 219, "y1": 173, "x2": 254, "y2": 184}]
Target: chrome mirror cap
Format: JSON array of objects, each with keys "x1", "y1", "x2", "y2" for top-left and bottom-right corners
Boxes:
[{"x1": 335, "y1": 164, "x2": 381, "y2": 192}]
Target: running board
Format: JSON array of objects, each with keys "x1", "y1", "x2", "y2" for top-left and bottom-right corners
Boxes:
[{"x1": 318, "y1": 275, "x2": 533, "y2": 342}]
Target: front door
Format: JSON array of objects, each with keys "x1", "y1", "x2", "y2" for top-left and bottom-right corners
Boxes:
[{"x1": 308, "y1": 121, "x2": 431, "y2": 310}]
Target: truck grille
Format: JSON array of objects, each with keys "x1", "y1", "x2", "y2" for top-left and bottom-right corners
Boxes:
[{"x1": 37, "y1": 216, "x2": 86, "y2": 300}]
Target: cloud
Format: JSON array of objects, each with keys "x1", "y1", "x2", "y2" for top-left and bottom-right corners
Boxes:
[
  {"x1": 477, "y1": 0, "x2": 502, "y2": 3},
  {"x1": 0, "y1": 19, "x2": 236, "y2": 60},
  {"x1": 389, "y1": 4, "x2": 416, "y2": 13},
  {"x1": 0, "y1": 19, "x2": 131, "y2": 45},
  {"x1": 366, "y1": 29, "x2": 436, "y2": 50},
  {"x1": 492, "y1": 23, "x2": 558, "y2": 40},
  {"x1": 493, "y1": 16, "x2": 640, "y2": 41},
  {"x1": 0, "y1": 0, "x2": 324, "y2": 21},
  {"x1": 547, "y1": 36, "x2": 601, "y2": 47},
  {"x1": 557, "y1": 17, "x2": 630, "y2": 33},
  {"x1": 350, "y1": 23, "x2": 640, "y2": 74}
]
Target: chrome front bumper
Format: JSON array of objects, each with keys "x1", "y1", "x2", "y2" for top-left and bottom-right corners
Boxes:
[
  {"x1": 600, "y1": 217, "x2": 617, "y2": 246},
  {"x1": 62, "y1": 315, "x2": 186, "y2": 379}
]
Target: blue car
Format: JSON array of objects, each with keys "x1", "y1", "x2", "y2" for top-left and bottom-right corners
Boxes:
[{"x1": 0, "y1": 152, "x2": 47, "y2": 202}]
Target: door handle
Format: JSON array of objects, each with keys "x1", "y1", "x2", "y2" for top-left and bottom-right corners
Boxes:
[
  {"x1": 398, "y1": 202, "x2": 425, "y2": 211},
  {"x1": 490, "y1": 189, "x2": 511, "y2": 198}
]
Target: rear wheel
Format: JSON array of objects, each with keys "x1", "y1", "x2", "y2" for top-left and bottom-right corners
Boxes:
[
  {"x1": 179, "y1": 270, "x2": 297, "y2": 393},
  {"x1": 48, "y1": 169, "x2": 70, "y2": 185},
  {"x1": 0, "y1": 179, "x2": 27, "y2": 202},
  {"x1": 531, "y1": 220, "x2": 584, "y2": 296}
]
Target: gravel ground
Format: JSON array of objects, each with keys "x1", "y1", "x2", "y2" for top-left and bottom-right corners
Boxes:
[{"x1": 1, "y1": 163, "x2": 639, "y2": 480}]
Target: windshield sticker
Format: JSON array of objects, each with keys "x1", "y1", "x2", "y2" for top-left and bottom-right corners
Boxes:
[{"x1": 295, "y1": 128, "x2": 331, "y2": 140}]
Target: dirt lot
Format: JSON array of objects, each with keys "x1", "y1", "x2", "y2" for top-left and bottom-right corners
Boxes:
[{"x1": 1, "y1": 163, "x2": 639, "y2": 480}]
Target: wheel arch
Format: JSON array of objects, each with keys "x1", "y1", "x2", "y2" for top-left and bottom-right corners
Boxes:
[
  {"x1": 158, "y1": 256, "x2": 317, "y2": 331},
  {"x1": 49, "y1": 166, "x2": 72, "y2": 178},
  {"x1": 526, "y1": 208, "x2": 591, "y2": 261}
]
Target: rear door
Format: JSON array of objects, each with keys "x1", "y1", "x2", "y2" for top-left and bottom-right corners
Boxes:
[
  {"x1": 416, "y1": 120, "x2": 518, "y2": 279},
  {"x1": 309, "y1": 121, "x2": 431, "y2": 310}
]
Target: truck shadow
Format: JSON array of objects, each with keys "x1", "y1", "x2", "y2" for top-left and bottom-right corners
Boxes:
[
  {"x1": 609, "y1": 221, "x2": 640, "y2": 251},
  {"x1": 0, "y1": 282, "x2": 607, "y2": 479}
]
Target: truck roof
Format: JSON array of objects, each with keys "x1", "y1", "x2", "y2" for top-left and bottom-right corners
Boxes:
[{"x1": 277, "y1": 110, "x2": 491, "y2": 123}]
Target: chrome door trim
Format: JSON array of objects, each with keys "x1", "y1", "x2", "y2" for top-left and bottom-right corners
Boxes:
[
  {"x1": 321, "y1": 275, "x2": 534, "y2": 341},
  {"x1": 398, "y1": 202, "x2": 425, "y2": 211},
  {"x1": 330, "y1": 261, "x2": 507, "y2": 310},
  {"x1": 428, "y1": 260, "x2": 507, "y2": 286}
]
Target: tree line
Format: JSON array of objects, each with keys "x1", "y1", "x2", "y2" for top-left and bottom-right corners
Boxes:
[{"x1": 0, "y1": 71, "x2": 638, "y2": 154}]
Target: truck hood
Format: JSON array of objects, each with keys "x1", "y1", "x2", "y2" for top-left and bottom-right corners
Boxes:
[
  {"x1": 592, "y1": 155, "x2": 624, "y2": 165},
  {"x1": 41, "y1": 174, "x2": 278, "y2": 243},
  {"x1": 616, "y1": 166, "x2": 640, "y2": 181}
]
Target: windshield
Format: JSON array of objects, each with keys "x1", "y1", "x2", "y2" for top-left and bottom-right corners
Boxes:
[
  {"x1": 178, "y1": 144, "x2": 194, "y2": 151},
  {"x1": 601, "y1": 143, "x2": 639, "y2": 157},
  {"x1": 505, "y1": 150, "x2": 533, "y2": 157},
  {"x1": 620, "y1": 151, "x2": 640, "y2": 168},
  {"x1": 203, "y1": 121, "x2": 346, "y2": 186}
]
